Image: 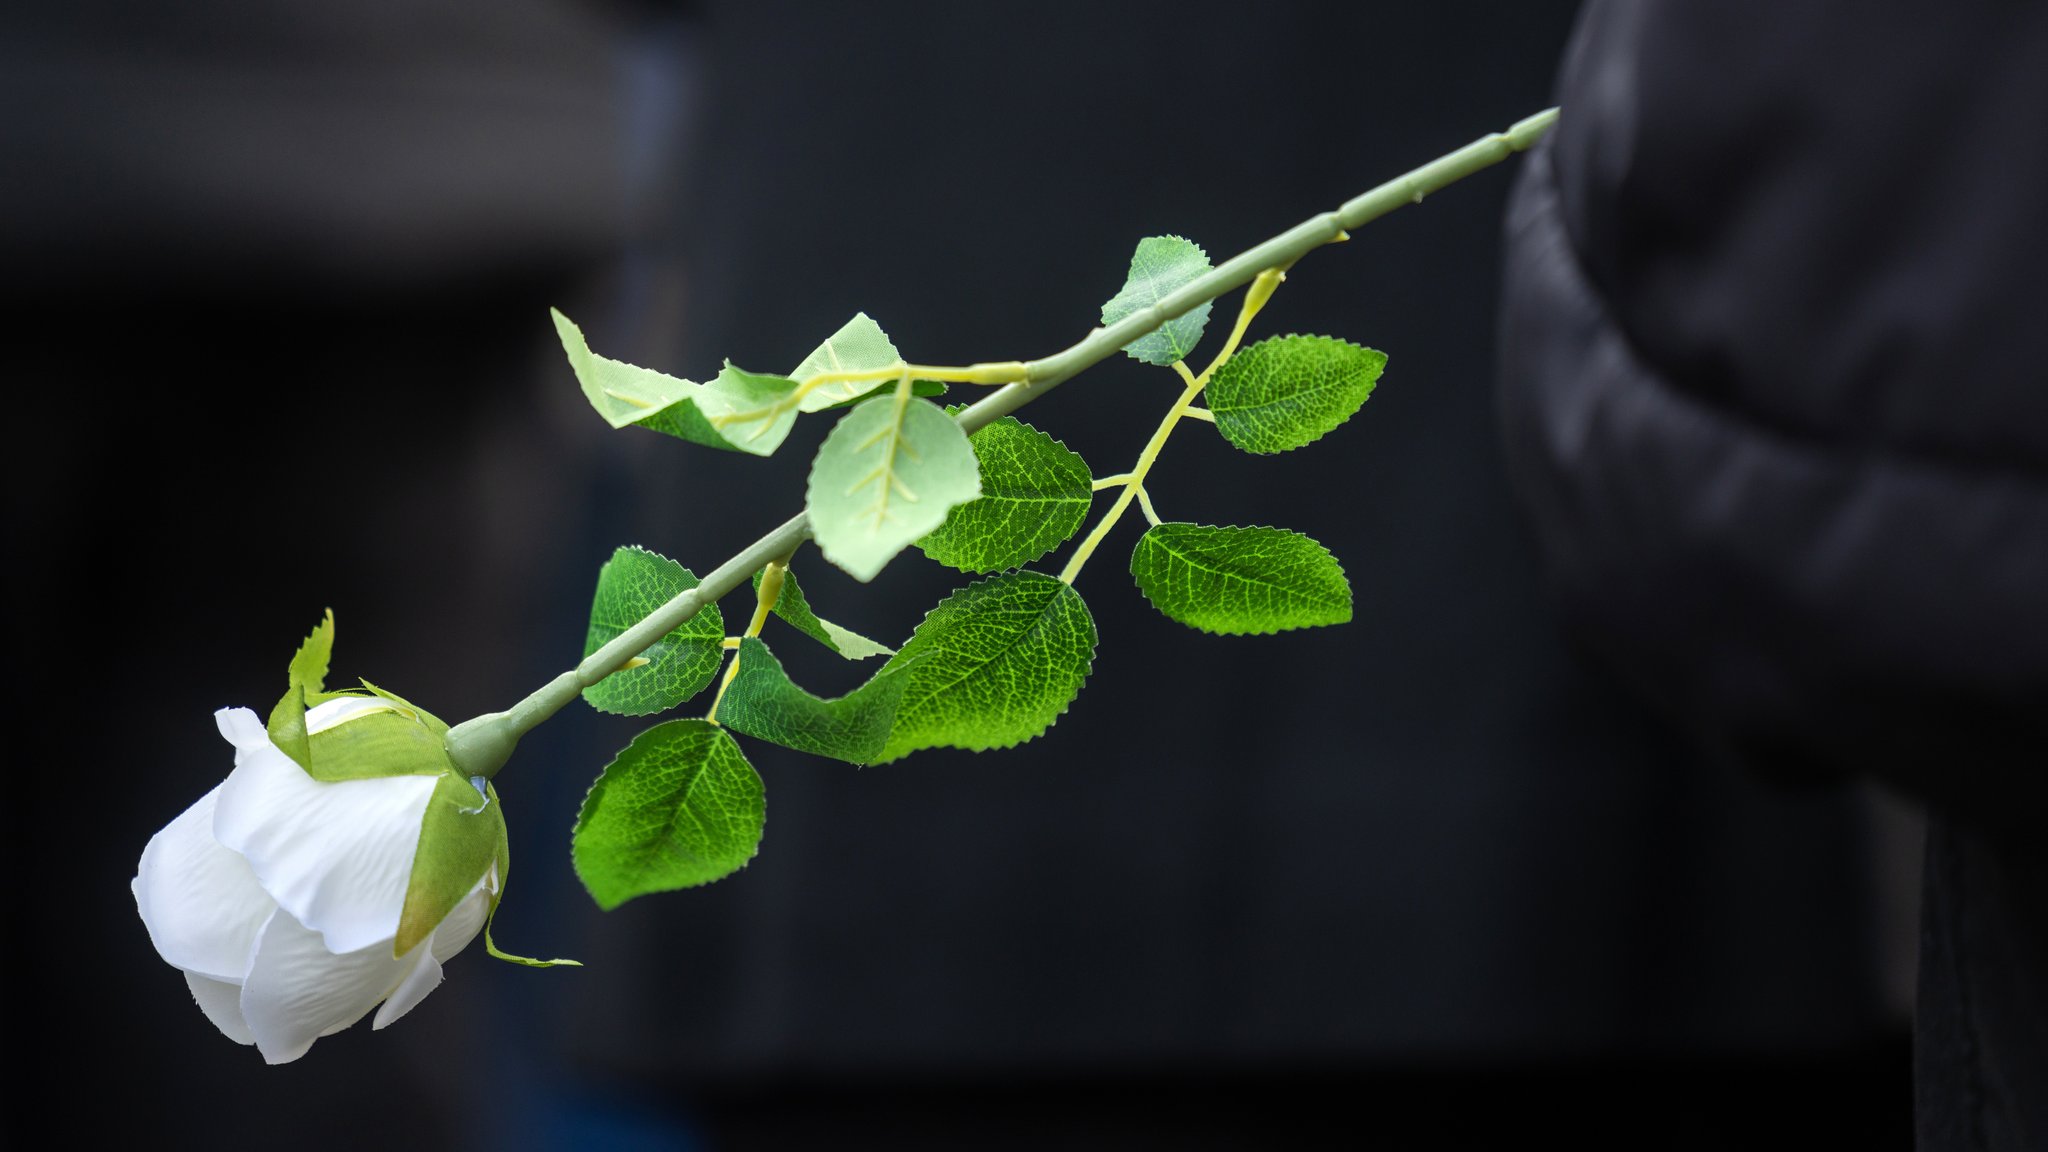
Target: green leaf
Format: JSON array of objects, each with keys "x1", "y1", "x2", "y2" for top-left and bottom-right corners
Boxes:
[
  {"x1": 807, "y1": 392, "x2": 982, "y2": 582},
  {"x1": 917, "y1": 415, "x2": 1093, "y2": 574},
  {"x1": 874, "y1": 571, "x2": 1096, "y2": 763},
  {"x1": 1129, "y1": 523, "x2": 1352, "y2": 635},
  {"x1": 790, "y1": 313, "x2": 906, "y2": 413},
  {"x1": 395, "y1": 772, "x2": 506, "y2": 956},
  {"x1": 1207, "y1": 334, "x2": 1386, "y2": 454},
  {"x1": 554, "y1": 309, "x2": 800, "y2": 456},
  {"x1": 583, "y1": 546, "x2": 725, "y2": 716},
  {"x1": 716, "y1": 638, "x2": 918, "y2": 763},
  {"x1": 752, "y1": 566, "x2": 893, "y2": 660},
  {"x1": 819, "y1": 378, "x2": 948, "y2": 411},
  {"x1": 1100, "y1": 235, "x2": 1214, "y2": 367},
  {"x1": 572, "y1": 719, "x2": 765, "y2": 910}
]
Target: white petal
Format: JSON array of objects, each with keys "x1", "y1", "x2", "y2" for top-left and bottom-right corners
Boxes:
[
  {"x1": 239, "y1": 908, "x2": 420, "y2": 1065},
  {"x1": 211, "y1": 706, "x2": 438, "y2": 955},
  {"x1": 375, "y1": 871, "x2": 494, "y2": 1029},
  {"x1": 133, "y1": 784, "x2": 276, "y2": 981},
  {"x1": 430, "y1": 870, "x2": 498, "y2": 966},
  {"x1": 184, "y1": 972, "x2": 255, "y2": 1046},
  {"x1": 372, "y1": 950, "x2": 444, "y2": 1030}
]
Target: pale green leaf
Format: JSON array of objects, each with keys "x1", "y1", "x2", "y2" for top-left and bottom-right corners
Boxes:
[
  {"x1": 1130, "y1": 523, "x2": 1351, "y2": 635},
  {"x1": 807, "y1": 393, "x2": 982, "y2": 582},
  {"x1": 917, "y1": 415, "x2": 1092, "y2": 574},
  {"x1": 752, "y1": 566, "x2": 893, "y2": 660},
  {"x1": 396, "y1": 772, "x2": 506, "y2": 956},
  {"x1": 874, "y1": 571, "x2": 1095, "y2": 763},
  {"x1": 572, "y1": 719, "x2": 765, "y2": 910},
  {"x1": 716, "y1": 638, "x2": 917, "y2": 763},
  {"x1": 554, "y1": 309, "x2": 799, "y2": 456},
  {"x1": 1207, "y1": 334, "x2": 1386, "y2": 454},
  {"x1": 582, "y1": 546, "x2": 725, "y2": 716},
  {"x1": 790, "y1": 313, "x2": 906, "y2": 413},
  {"x1": 1100, "y1": 235, "x2": 1214, "y2": 367}
]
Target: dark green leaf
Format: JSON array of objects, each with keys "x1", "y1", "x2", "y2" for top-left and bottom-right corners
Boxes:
[
  {"x1": 583, "y1": 546, "x2": 725, "y2": 716},
  {"x1": 1206, "y1": 334, "x2": 1386, "y2": 454},
  {"x1": 572, "y1": 720, "x2": 765, "y2": 910},
  {"x1": 1129, "y1": 523, "x2": 1351, "y2": 635},
  {"x1": 917, "y1": 416, "x2": 1093, "y2": 573}
]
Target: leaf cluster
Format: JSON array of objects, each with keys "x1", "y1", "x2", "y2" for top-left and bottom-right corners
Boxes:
[{"x1": 554, "y1": 232, "x2": 1387, "y2": 912}]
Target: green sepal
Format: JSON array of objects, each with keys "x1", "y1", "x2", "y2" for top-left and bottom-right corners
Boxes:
[
  {"x1": 1100, "y1": 235, "x2": 1214, "y2": 366},
  {"x1": 789, "y1": 313, "x2": 907, "y2": 413},
  {"x1": 1129, "y1": 523, "x2": 1352, "y2": 635},
  {"x1": 358, "y1": 680, "x2": 450, "y2": 738},
  {"x1": 554, "y1": 309, "x2": 801, "y2": 456},
  {"x1": 266, "y1": 610, "x2": 352, "y2": 771},
  {"x1": 288, "y1": 609, "x2": 336, "y2": 700},
  {"x1": 916, "y1": 414, "x2": 1093, "y2": 574},
  {"x1": 484, "y1": 898, "x2": 581, "y2": 968},
  {"x1": 572, "y1": 719, "x2": 766, "y2": 910},
  {"x1": 751, "y1": 566, "x2": 893, "y2": 660},
  {"x1": 582, "y1": 546, "x2": 726, "y2": 716},
  {"x1": 1206, "y1": 334, "x2": 1386, "y2": 454},
  {"x1": 266, "y1": 686, "x2": 313, "y2": 773},
  {"x1": 394, "y1": 771, "x2": 507, "y2": 956},
  {"x1": 806, "y1": 392, "x2": 982, "y2": 582},
  {"x1": 873, "y1": 571, "x2": 1096, "y2": 764},
  {"x1": 716, "y1": 638, "x2": 918, "y2": 764},
  {"x1": 301, "y1": 707, "x2": 451, "y2": 782}
]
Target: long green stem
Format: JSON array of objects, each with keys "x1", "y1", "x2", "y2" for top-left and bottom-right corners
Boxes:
[{"x1": 444, "y1": 107, "x2": 1558, "y2": 779}]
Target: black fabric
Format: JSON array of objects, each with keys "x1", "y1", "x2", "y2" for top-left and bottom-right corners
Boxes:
[{"x1": 1498, "y1": 2, "x2": 2048, "y2": 1147}]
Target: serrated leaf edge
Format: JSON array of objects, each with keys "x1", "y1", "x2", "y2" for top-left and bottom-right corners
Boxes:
[
  {"x1": 1129, "y1": 522, "x2": 1353, "y2": 637},
  {"x1": 1207, "y1": 333, "x2": 1387, "y2": 455}
]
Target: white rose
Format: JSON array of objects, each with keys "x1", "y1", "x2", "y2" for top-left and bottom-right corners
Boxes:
[{"x1": 132, "y1": 698, "x2": 500, "y2": 1064}]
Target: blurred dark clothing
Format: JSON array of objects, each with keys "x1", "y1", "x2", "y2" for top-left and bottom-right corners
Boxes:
[{"x1": 1498, "y1": 3, "x2": 2048, "y2": 1147}]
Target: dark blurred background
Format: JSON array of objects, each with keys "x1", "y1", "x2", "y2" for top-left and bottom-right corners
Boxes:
[{"x1": 4, "y1": 2, "x2": 1919, "y2": 1148}]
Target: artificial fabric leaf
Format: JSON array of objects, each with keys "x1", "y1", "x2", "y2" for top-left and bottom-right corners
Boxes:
[
  {"x1": 395, "y1": 772, "x2": 505, "y2": 956},
  {"x1": 807, "y1": 393, "x2": 982, "y2": 582},
  {"x1": 917, "y1": 415, "x2": 1093, "y2": 573},
  {"x1": 554, "y1": 309, "x2": 800, "y2": 456},
  {"x1": 1100, "y1": 235, "x2": 1214, "y2": 367},
  {"x1": 820, "y1": 378, "x2": 948, "y2": 411},
  {"x1": 1129, "y1": 523, "x2": 1351, "y2": 635},
  {"x1": 873, "y1": 571, "x2": 1095, "y2": 763},
  {"x1": 790, "y1": 313, "x2": 906, "y2": 413},
  {"x1": 716, "y1": 638, "x2": 917, "y2": 763},
  {"x1": 1206, "y1": 334, "x2": 1386, "y2": 454},
  {"x1": 582, "y1": 546, "x2": 725, "y2": 716},
  {"x1": 572, "y1": 719, "x2": 765, "y2": 910},
  {"x1": 752, "y1": 566, "x2": 893, "y2": 660}
]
